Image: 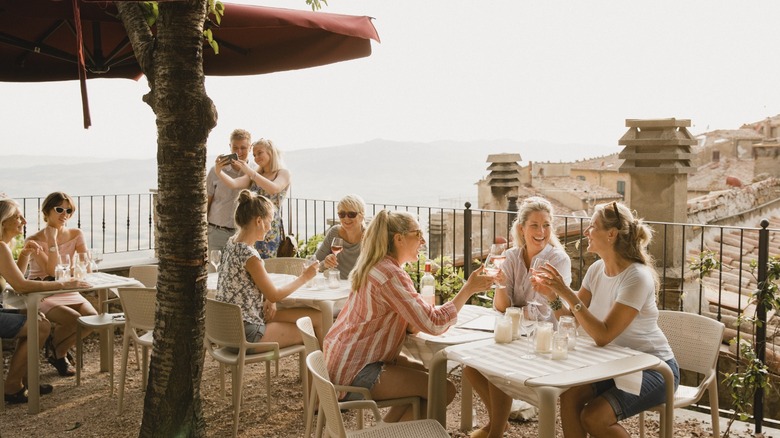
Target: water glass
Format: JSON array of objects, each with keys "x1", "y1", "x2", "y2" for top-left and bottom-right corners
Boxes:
[{"x1": 327, "y1": 269, "x2": 340, "y2": 289}]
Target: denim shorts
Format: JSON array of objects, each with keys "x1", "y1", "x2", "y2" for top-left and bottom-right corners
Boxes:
[
  {"x1": 227, "y1": 322, "x2": 266, "y2": 353},
  {"x1": 593, "y1": 358, "x2": 680, "y2": 420},
  {"x1": 341, "y1": 361, "x2": 384, "y2": 401},
  {"x1": 0, "y1": 309, "x2": 26, "y2": 339}
]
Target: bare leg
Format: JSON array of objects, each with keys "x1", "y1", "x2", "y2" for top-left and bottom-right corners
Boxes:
[
  {"x1": 46, "y1": 302, "x2": 97, "y2": 359},
  {"x1": 264, "y1": 307, "x2": 322, "y2": 345},
  {"x1": 463, "y1": 366, "x2": 511, "y2": 437},
  {"x1": 560, "y1": 384, "x2": 595, "y2": 438},
  {"x1": 5, "y1": 316, "x2": 50, "y2": 395},
  {"x1": 371, "y1": 357, "x2": 455, "y2": 422},
  {"x1": 581, "y1": 396, "x2": 627, "y2": 437}
]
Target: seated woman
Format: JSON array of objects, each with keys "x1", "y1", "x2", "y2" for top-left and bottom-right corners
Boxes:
[
  {"x1": 464, "y1": 196, "x2": 572, "y2": 438},
  {"x1": 25, "y1": 192, "x2": 98, "y2": 377},
  {"x1": 1, "y1": 198, "x2": 89, "y2": 403},
  {"x1": 323, "y1": 210, "x2": 495, "y2": 422},
  {"x1": 215, "y1": 139, "x2": 290, "y2": 258},
  {"x1": 315, "y1": 194, "x2": 367, "y2": 280},
  {"x1": 215, "y1": 190, "x2": 323, "y2": 348},
  {"x1": 535, "y1": 202, "x2": 680, "y2": 437}
]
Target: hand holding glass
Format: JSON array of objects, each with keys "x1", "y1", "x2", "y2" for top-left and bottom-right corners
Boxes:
[{"x1": 331, "y1": 237, "x2": 344, "y2": 257}]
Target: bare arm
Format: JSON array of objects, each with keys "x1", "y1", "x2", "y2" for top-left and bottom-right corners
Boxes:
[
  {"x1": 246, "y1": 257, "x2": 318, "y2": 303},
  {"x1": 448, "y1": 266, "x2": 495, "y2": 311},
  {"x1": 215, "y1": 158, "x2": 252, "y2": 190},
  {"x1": 246, "y1": 167, "x2": 291, "y2": 195},
  {"x1": 0, "y1": 243, "x2": 88, "y2": 293}
]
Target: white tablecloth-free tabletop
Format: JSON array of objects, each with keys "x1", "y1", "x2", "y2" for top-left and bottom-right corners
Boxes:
[
  {"x1": 428, "y1": 337, "x2": 675, "y2": 438},
  {"x1": 207, "y1": 272, "x2": 350, "y2": 334}
]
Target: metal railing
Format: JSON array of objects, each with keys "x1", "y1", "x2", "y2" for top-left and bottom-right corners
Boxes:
[{"x1": 12, "y1": 193, "x2": 780, "y2": 430}]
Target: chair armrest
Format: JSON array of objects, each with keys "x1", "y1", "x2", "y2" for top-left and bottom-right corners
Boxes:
[
  {"x1": 335, "y1": 385, "x2": 373, "y2": 400},
  {"x1": 245, "y1": 341, "x2": 280, "y2": 355},
  {"x1": 337, "y1": 400, "x2": 382, "y2": 422}
]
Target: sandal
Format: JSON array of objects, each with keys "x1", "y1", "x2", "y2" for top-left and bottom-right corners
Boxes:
[
  {"x1": 48, "y1": 355, "x2": 76, "y2": 377},
  {"x1": 4, "y1": 387, "x2": 28, "y2": 404}
]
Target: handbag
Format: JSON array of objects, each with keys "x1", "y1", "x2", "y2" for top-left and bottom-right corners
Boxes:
[{"x1": 277, "y1": 219, "x2": 298, "y2": 258}]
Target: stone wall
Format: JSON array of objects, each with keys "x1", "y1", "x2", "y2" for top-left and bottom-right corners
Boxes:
[{"x1": 687, "y1": 178, "x2": 780, "y2": 226}]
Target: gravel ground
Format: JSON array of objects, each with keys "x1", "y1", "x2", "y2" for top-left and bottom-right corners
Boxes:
[{"x1": 1, "y1": 336, "x2": 773, "y2": 437}]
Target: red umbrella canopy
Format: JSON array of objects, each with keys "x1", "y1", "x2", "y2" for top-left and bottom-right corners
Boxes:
[{"x1": 0, "y1": 0, "x2": 380, "y2": 82}]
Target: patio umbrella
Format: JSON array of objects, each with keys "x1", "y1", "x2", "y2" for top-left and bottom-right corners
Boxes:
[{"x1": 0, "y1": 0, "x2": 379, "y2": 125}]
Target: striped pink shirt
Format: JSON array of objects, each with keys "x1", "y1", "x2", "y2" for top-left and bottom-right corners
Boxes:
[{"x1": 323, "y1": 255, "x2": 458, "y2": 387}]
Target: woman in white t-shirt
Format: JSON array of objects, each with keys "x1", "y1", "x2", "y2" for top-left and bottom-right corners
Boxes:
[{"x1": 534, "y1": 202, "x2": 679, "y2": 437}]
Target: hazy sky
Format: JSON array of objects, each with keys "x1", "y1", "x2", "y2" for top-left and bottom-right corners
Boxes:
[{"x1": 2, "y1": 0, "x2": 779, "y2": 160}]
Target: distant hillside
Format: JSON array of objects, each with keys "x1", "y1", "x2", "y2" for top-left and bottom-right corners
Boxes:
[{"x1": 1, "y1": 139, "x2": 614, "y2": 204}]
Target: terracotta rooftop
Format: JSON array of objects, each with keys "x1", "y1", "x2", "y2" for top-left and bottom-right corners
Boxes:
[
  {"x1": 569, "y1": 153, "x2": 624, "y2": 171},
  {"x1": 537, "y1": 176, "x2": 622, "y2": 201},
  {"x1": 687, "y1": 157, "x2": 756, "y2": 192}
]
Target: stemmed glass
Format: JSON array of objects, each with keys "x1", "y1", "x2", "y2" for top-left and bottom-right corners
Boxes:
[
  {"x1": 56, "y1": 253, "x2": 71, "y2": 280},
  {"x1": 90, "y1": 248, "x2": 103, "y2": 272},
  {"x1": 209, "y1": 249, "x2": 222, "y2": 273},
  {"x1": 484, "y1": 243, "x2": 507, "y2": 276},
  {"x1": 530, "y1": 257, "x2": 549, "y2": 279},
  {"x1": 520, "y1": 304, "x2": 539, "y2": 359},
  {"x1": 330, "y1": 237, "x2": 344, "y2": 256}
]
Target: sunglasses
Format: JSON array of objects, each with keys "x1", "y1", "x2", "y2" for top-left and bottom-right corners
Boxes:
[
  {"x1": 54, "y1": 207, "x2": 73, "y2": 215},
  {"x1": 338, "y1": 211, "x2": 359, "y2": 219},
  {"x1": 406, "y1": 229, "x2": 424, "y2": 240}
]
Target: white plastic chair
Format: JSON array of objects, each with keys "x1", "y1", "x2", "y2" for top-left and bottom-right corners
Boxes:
[
  {"x1": 205, "y1": 299, "x2": 307, "y2": 437},
  {"x1": 638, "y1": 310, "x2": 725, "y2": 438},
  {"x1": 264, "y1": 257, "x2": 306, "y2": 276},
  {"x1": 75, "y1": 312, "x2": 125, "y2": 393},
  {"x1": 128, "y1": 264, "x2": 158, "y2": 288},
  {"x1": 117, "y1": 287, "x2": 156, "y2": 414},
  {"x1": 296, "y1": 316, "x2": 420, "y2": 438},
  {"x1": 307, "y1": 350, "x2": 449, "y2": 438}
]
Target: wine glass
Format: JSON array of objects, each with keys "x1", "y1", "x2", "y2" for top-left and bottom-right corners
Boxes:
[
  {"x1": 483, "y1": 243, "x2": 507, "y2": 285},
  {"x1": 520, "y1": 304, "x2": 539, "y2": 359},
  {"x1": 90, "y1": 248, "x2": 103, "y2": 272},
  {"x1": 56, "y1": 253, "x2": 71, "y2": 280},
  {"x1": 530, "y1": 257, "x2": 549, "y2": 279},
  {"x1": 331, "y1": 237, "x2": 344, "y2": 256},
  {"x1": 209, "y1": 249, "x2": 222, "y2": 272}
]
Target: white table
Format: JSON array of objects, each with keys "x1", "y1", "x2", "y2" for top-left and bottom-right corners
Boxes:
[
  {"x1": 207, "y1": 272, "x2": 350, "y2": 335},
  {"x1": 25, "y1": 272, "x2": 143, "y2": 413},
  {"x1": 427, "y1": 337, "x2": 675, "y2": 438},
  {"x1": 402, "y1": 304, "x2": 496, "y2": 429}
]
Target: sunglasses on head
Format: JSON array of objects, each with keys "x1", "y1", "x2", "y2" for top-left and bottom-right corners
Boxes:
[
  {"x1": 54, "y1": 207, "x2": 73, "y2": 214},
  {"x1": 338, "y1": 211, "x2": 359, "y2": 219}
]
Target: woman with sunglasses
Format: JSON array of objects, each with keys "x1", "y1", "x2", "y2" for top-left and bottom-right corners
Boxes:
[
  {"x1": 215, "y1": 138, "x2": 290, "y2": 259},
  {"x1": 26, "y1": 192, "x2": 98, "y2": 377},
  {"x1": 314, "y1": 194, "x2": 366, "y2": 280},
  {"x1": 323, "y1": 210, "x2": 495, "y2": 422},
  {"x1": 1, "y1": 198, "x2": 90, "y2": 403},
  {"x1": 532, "y1": 202, "x2": 679, "y2": 438}
]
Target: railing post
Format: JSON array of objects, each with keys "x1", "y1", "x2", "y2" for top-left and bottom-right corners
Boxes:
[
  {"x1": 463, "y1": 202, "x2": 472, "y2": 278},
  {"x1": 754, "y1": 219, "x2": 769, "y2": 433}
]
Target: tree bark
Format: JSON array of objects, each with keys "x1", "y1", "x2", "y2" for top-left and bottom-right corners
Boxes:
[{"x1": 118, "y1": 1, "x2": 217, "y2": 436}]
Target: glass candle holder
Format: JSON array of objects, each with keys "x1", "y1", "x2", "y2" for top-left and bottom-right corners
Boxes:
[
  {"x1": 558, "y1": 315, "x2": 578, "y2": 351},
  {"x1": 552, "y1": 331, "x2": 569, "y2": 360},
  {"x1": 494, "y1": 315, "x2": 513, "y2": 344},
  {"x1": 505, "y1": 307, "x2": 522, "y2": 340},
  {"x1": 534, "y1": 321, "x2": 553, "y2": 353}
]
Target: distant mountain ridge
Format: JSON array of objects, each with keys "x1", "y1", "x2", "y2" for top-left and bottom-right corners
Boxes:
[{"x1": 1, "y1": 138, "x2": 614, "y2": 204}]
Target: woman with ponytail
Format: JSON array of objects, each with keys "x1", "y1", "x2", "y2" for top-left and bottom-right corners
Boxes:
[
  {"x1": 533, "y1": 202, "x2": 679, "y2": 438},
  {"x1": 323, "y1": 210, "x2": 495, "y2": 422}
]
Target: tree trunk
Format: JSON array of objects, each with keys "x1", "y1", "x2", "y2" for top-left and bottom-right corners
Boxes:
[{"x1": 118, "y1": 1, "x2": 217, "y2": 436}]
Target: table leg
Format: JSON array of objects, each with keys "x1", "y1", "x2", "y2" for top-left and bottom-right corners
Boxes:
[
  {"x1": 460, "y1": 369, "x2": 474, "y2": 431},
  {"x1": 534, "y1": 387, "x2": 560, "y2": 438},
  {"x1": 26, "y1": 295, "x2": 41, "y2": 414},
  {"x1": 97, "y1": 288, "x2": 111, "y2": 372},
  {"x1": 427, "y1": 350, "x2": 449, "y2": 427},
  {"x1": 317, "y1": 302, "x2": 335, "y2": 335}
]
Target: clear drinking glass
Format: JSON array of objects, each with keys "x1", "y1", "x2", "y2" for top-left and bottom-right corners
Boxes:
[
  {"x1": 57, "y1": 253, "x2": 71, "y2": 280},
  {"x1": 520, "y1": 304, "x2": 539, "y2": 359},
  {"x1": 90, "y1": 248, "x2": 103, "y2": 272},
  {"x1": 331, "y1": 237, "x2": 344, "y2": 256},
  {"x1": 209, "y1": 249, "x2": 222, "y2": 272}
]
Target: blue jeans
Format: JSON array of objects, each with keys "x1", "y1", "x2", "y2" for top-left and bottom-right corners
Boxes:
[{"x1": 593, "y1": 358, "x2": 680, "y2": 420}]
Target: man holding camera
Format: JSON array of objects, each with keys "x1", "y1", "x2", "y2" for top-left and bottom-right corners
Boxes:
[{"x1": 206, "y1": 128, "x2": 252, "y2": 251}]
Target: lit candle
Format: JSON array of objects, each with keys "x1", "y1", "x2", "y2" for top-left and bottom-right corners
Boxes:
[
  {"x1": 494, "y1": 316, "x2": 513, "y2": 343},
  {"x1": 506, "y1": 307, "x2": 522, "y2": 340},
  {"x1": 552, "y1": 331, "x2": 568, "y2": 360},
  {"x1": 535, "y1": 321, "x2": 553, "y2": 353}
]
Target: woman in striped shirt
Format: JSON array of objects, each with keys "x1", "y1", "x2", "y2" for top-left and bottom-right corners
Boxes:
[{"x1": 323, "y1": 210, "x2": 495, "y2": 422}]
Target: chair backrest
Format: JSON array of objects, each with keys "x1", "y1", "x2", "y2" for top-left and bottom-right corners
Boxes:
[
  {"x1": 118, "y1": 287, "x2": 157, "y2": 332},
  {"x1": 657, "y1": 310, "x2": 725, "y2": 378},
  {"x1": 306, "y1": 350, "x2": 348, "y2": 438},
  {"x1": 263, "y1": 257, "x2": 306, "y2": 276},
  {"x1": 129, "y1": 264, "x2": 159, "y2": 287},
  {"x1": 205, "y1": 299, "x2": 245, "y2": 349},
  {"x1": 296, "y1": 316, "x2": 319, "y2": 355}
]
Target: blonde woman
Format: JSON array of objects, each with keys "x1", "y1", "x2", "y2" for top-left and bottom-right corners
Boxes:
[
  {"x1": 464, "y1": 196, "x2": 571, "y2": 438},
  {"x1": 1, "y1": 198, "x2": 89, "y2": 403},
  {"x1": 26, "y1": 192, "x2": 98, "y2": 377},
  {"x1": 534, "y1": 202, "x2": 679, "y2": 437},
  {"x1": 323, "y1": 210, "x2": 494, "y2": 422},
  {"x1": 314, "y1": 194, "x2": 367, "y2": 279},
  {"x1": 215, "y1": 138, "x2": 290, "y2": 258}
]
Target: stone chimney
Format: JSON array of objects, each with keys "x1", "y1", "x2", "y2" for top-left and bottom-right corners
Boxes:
[
  {"x1": 485, "y1": 153, "x2": 522, "y2": 208},
  {"x1": 618, "y1": 118, "x2": 695, "y2": 269}
]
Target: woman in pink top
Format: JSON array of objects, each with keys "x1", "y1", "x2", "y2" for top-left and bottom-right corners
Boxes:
[
  {"x1": 323, "y1": 210, "x2": 495, "y2": 422},
  {"x1": 26, "y1": 192, "x2": 98, "y2": 377}
]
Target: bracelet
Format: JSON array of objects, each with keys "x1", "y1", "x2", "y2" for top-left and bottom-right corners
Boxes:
[{"x1": 548, "y1": 297, "x2": 563, "y2": 311}]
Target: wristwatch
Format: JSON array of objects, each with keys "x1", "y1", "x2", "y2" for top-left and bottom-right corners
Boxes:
[
  {"x1": 572, "y1": 302, "x2": 583, "y2": 312},
  {"x1": 48, "y1": 245, "x2": 58, "y2": 253}
]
